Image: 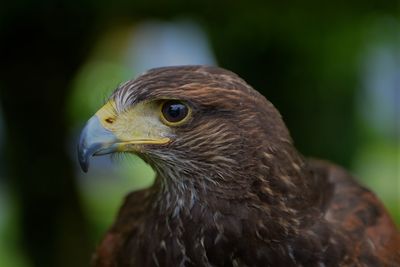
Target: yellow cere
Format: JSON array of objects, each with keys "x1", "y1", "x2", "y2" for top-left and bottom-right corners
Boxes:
[
  {"x1": 95, "y1": 100, "x2": 172, "y2": 145},
  {"x1": 96, "y1": 100, "x2": 118, "y2": 128}
]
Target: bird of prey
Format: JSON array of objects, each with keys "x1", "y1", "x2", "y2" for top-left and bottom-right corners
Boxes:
[{"x1": 78, "y1": 65, "x2": 400, "y2": 267}]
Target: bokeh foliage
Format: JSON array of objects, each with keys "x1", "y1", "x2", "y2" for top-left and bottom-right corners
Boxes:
[{"x1": 0, "y1": 1, "x2": 398, "y2": 267}]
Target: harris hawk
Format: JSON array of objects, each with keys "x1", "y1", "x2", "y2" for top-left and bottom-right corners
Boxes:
[{"x1": 78, "y1": 65, "x2": 400, "y2": 267}]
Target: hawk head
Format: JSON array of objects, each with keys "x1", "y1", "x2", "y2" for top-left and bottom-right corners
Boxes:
[{"x1": 78, "y1": 65, "x2": 310, "y2": 213}]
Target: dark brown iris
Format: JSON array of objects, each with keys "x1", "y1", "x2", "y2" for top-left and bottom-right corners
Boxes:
[{"x1": 161, "y1": 100, "x2": 189, "y2": 123}]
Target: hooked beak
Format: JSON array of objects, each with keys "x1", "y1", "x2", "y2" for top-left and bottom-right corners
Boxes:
[
  {"x1": 77, "y1": 115, "x2": 120, "y2": 172},
  {"x1": 77, "y1": 100, "x2": 172, "y2": 172}
]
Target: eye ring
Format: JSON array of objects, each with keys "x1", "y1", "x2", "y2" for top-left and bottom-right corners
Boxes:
[{"x1": 160, "y1": 100, "x2": 191, "y2": 126}]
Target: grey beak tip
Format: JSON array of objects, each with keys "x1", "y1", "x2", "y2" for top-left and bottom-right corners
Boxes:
[
  {"x1": 77, "y1": 115, "x2": 119, "y2": 173},
  {"x1": 80, "y1": 163, "x2": 89, "y2": 173},
  {"x1": 77, "y1": 144, "x2": 90, "y2": 173},
  {"x1": 79, "y1": 158, "x2": 89, "y2": 173}
]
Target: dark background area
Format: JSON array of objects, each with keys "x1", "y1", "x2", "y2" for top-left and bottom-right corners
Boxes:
[{"x1": 0, "y1": 1, "x2": 398, "y2": 266}]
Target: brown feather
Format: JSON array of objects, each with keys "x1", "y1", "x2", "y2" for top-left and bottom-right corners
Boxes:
[{"x1": 91, "y1": 65, "x2": 399, "y2": 267}]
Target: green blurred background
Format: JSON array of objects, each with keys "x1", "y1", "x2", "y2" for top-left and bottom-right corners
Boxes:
[{"x1": 0, "y1": 1, "x2": 399, "y2": 266}]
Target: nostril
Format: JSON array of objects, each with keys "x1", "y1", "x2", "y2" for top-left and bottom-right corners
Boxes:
[{"x1": 105, "y1": 118, "x2": 115, "y2": 124}]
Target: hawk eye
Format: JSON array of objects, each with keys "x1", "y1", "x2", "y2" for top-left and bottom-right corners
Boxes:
[{"x1": 161, "y1": 100, "x2": 189, "y2": 124}]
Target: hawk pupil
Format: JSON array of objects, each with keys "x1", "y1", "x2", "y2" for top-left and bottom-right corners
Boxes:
[
  {"x1": 162, "y1": 101, "x2": 188, "y2": 123},
  {"x1": 169, "y1": 104, "x2": 181, "y2": 117}
]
